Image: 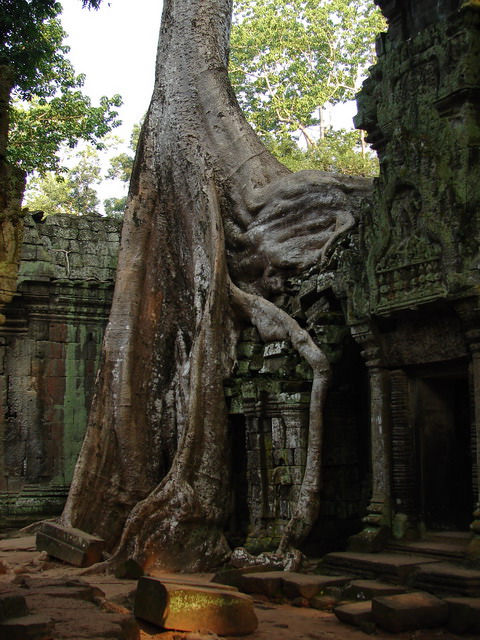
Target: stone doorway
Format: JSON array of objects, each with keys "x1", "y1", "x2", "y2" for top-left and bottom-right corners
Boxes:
[{"x1": 415, "y1": 370, "x2": 472, "y2": 532}]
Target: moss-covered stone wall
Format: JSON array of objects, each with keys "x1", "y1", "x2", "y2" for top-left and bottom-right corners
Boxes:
[
  {"x1": 338, "y1": 0, "x2": 480, "y2": 551},
  {"x1": 0, "y1": 214, "x2": 121, "y2": 525},
  {"x1": 226, "y1": 270, "x2": 370, "y2": 556}
]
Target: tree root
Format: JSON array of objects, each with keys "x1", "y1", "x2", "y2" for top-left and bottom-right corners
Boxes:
[
  {"x1": 230, "y1": 546, "x2": 305, "y2": 572},
  {"x1": 229, "y1": 280, "x2": 331, "y2": 554}
]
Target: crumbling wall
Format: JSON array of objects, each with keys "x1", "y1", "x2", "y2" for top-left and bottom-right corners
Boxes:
[
  {"x1": 226, "y1": 268, "x2": 370, "y2": 555},
  {"x1": 0, "y1": 214, "x2": 121, "y2": 525}
]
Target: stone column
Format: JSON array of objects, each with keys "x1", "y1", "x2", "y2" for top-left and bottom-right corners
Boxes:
[
  {"x1": 349, "y1": 324, "x2": 392, "y2": 551},
  {"x1": 467, "y1": 332, "x2": 480, "y2": 561},
  {"x1": 456, "y1": 302, "x2": 480, "y2": 561},
  {"x1": 390, "y1": 369, "x2": 417, "y2": 539}
]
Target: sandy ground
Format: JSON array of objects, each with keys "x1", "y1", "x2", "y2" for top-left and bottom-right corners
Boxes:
[{"x1": 0, "y1": 534, "x2": 477, "y2": 640}]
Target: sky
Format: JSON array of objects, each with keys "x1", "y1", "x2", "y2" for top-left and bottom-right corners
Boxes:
[{"x1": 60, "y1": 0, "x2": 164, "y2": 143}]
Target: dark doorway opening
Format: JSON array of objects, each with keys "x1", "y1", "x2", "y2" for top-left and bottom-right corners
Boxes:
[{"x1": 416, "y1": 371, "x2": 472, "y2": 531}]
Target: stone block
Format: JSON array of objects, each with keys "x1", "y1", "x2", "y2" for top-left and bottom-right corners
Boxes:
[
  {"x1": 211, "y1": 567, "x2": 272, "y2": 591},
  {"x1": 372, "y1": 591, "x2": 448, "y2": 632},
  {"x1": 342, "y1": 579, "x2": 406, "y2": 601},
  {"x1": 36, "y1": 522, "x2": 105, "y2": 567},
  {"x1": 0, "y1": 613, "x2": 54, "y2": 639},
  {"x1": 445, "y1": 596, "x2": 480, "y2": 634},
  {"x1": 310, "y1": 594, "x2": 337, "y2": 610},
  {"x1": 323, "y1": 551, "x2": 437, "y2": 582},
  {"x1": 281, "y1": 573, "x2": 351, "y2": 600},
  {"x1": 134, "y1": 576, "x2": 257, "y2": 636},
  {"x1": 0, "y1": 587, "x2": 28, "y2": 621},
  {"x1": 334, "y1": 601, "x2": 373, "y2": 627},
  {"x1": 114, "y1": 558, "x2": 144, "y2": 580},
  {"x1": 411, "y1": 561, "x2": 480, "y2": 596},
  {"x1": 18, "y1": 576, "x2": 104, "y2": 602},
  {"x1": 236, "y1": 571, "x2": 284, "y2": 597}
]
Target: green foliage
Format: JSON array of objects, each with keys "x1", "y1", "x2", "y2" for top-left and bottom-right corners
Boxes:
[
  {"x1": 104, "y1": 196, "x2": 127, "y2": 217},
  {"x1": 25, "y1": 146, "x2": 102, "y2": 216},
  {"x1": 0, "y1": 1, "x2": 62, "y2": 98},
  {"x1": 229, "y1": 0, "x2": 385, "y2": 163},
  {"x1": 267, "y1": 130, "x2": 378, "y2": 176},
  {"x1": 106, "y1": 120, "x2": 142, "y2": 183},
  {"x1": 10, "y1": 91, "x2": 122, "y2": 174},
  {"x1": 3, "y1": 1, "x2": 122, "y2": 174},
  {"x1": 103, "y1": 120, "x2": 143, "y2": 215}
]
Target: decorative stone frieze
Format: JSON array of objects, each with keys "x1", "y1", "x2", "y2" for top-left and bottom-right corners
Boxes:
[{"x1": 340, "y1": 0, "x2": 480, "y2": 551}]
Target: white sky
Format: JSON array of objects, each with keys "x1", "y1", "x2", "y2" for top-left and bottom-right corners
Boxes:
[{"x1": 60, "y1": 0, "x2": 164, "y2": 143}]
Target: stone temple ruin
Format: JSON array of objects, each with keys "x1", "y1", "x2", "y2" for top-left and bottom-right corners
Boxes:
[{"x1": 1, "y1": 0, "x2": 480, "y2": 574}]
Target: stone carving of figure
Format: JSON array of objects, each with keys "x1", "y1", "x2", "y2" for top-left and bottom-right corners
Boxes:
[{"x1": 272, "y1": 458, "x2": 293, "y2": 520}]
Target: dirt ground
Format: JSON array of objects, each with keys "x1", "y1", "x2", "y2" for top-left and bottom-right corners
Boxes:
[{"x1": 0, "y1": 534, "x2": 477, "y2": 640}]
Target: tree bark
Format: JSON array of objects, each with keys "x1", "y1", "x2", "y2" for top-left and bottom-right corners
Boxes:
[
  {"x1": 62, "y1": 0, "x2": 370, "y2": 571},
  {"x1": 0, "y1": 66, "x2": 25, "y2": 324}
]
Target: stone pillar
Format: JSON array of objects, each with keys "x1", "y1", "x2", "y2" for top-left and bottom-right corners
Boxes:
[
  {"x1": 390, "y1": 369, "x2": 417, "y2": 539},
  {"x1": 467, "y1": 333, "x2": 480, "y2": 560},
  {"x1": 349, "y1": 324, "x2": 392, "y2": 552},
  {"x1": 456, "y1": 302, "x2": 480, "y2": 560}
]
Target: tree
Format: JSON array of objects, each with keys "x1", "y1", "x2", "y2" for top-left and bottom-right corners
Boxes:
[
  {"x1": 229, "y1": 0, "x2": 384, "y2": 146},
  {"x1": 268, "y1": 129, "x2": 379, "y2": 176},
  {"x1": 104, "y1": 122, "x2": 143, "y2": 215},
  {"x1": 61, "y1": 0, "x2": 371, "y2": 572},
  {"x1": 2, "y1": 1, "x2": 122, "y2": 174},
  {"x1": 25, "y1": 146, "x2": 102, "y2": 216}
]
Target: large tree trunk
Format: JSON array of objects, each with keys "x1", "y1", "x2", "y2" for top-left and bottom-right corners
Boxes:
[
  {"x1": 62, "y1": 0, "x2": 369, "y2": 571},
  {"x1": 0, "y1": 66, "x2": 25, "y2": 324}
]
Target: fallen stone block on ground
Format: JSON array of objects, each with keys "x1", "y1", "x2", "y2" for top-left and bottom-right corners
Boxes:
[
  {"x1": 445, "y1": 596, "x2": 480, "y2": 634},
  {"x1": 0, "y1": 585, "x2": 29, "y2": 621},
  {"x1": 134, "y1": 575, "x2": 258, "y2": 636},
  {"x1": 114, "y1": 558, "x2": 144, "y2": 580},
  {"x1": 36, "y1": 521, "x2": 105, "y2": 567},
  {"x1": 334, "y1": 601, "x2": 373, "y2": 628},
  {"x1": 236, "y1": 571, "x2": 284, "y2": 597},
  {"x1": 372, "y1": 591, "x2": 448, "y2": 632}
]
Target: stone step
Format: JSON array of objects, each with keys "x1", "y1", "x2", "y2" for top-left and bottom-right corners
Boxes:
[
  {"x1": 445, "y1": 596, "x2": 480, "y2": 634},
  {"x1": 387, "y1": 539, "x2": 467, "y2": 560},
  {"x1": 134, "y1": 576, "x2": 258, "y2": 636},
  {"x1": 372, "y1": 591, "x2": 449, "y2": 633},
  {"x1": 411, "y1": 561, "x2": 480, "y2": 596},
  {"x1": 16, "y1": 576, "x2": 104, "y2": 602},
  {"x1": 428, "y1": 531, "x2": 472, "y2": 545},
  {"x1": 0, "y1": 613, "x2": 54, "y2": 639},
  {"x1": 323, "y1": 551, "x2": 439, "y2": 583},
  {"x1": 221, "y1": 570, "x2": 351, "y2": 600},
  {"x1": 334, "y1": 600, "x2": 373, "y2": 629},
  {"x1": 342, "y1": 579, "x2": 406, "y2": 601}
]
